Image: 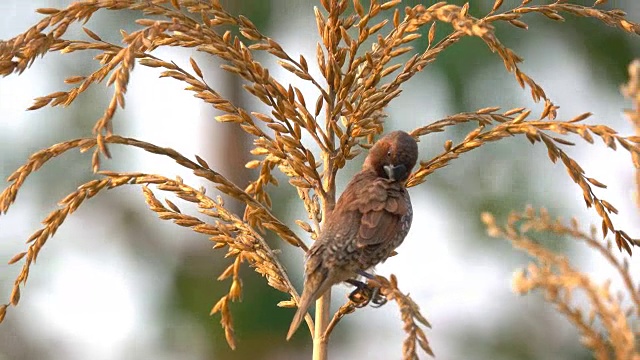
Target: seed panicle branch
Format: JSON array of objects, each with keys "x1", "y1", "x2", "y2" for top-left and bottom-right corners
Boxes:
[
  {"x1": 409, "y1": 108, "x2": 640, "y2": 253},
  {"x1": 134, "y1": 174, "x2": 309, "y2": 348},
  {"x1": 2, "y1": 0, "x2": 640, "y2": 359},
  {"x1": 373, "y1": 275, "x2": 434, "y2": 359},
  {"x1": 482, "y1": 207, "x2": 639, "y2": 359},
  {"x1": 320, "y1": 274, "x2": 433, "y2": 359}
]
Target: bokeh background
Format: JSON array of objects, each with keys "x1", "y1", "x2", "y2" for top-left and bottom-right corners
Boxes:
[{"x1": 1, "y1": 1, "x2": 640, "y2": 359}]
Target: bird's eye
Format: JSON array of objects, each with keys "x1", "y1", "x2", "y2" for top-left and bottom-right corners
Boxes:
[{"x1": 387, "y1": 150, "x2": 392, "y2": 158}]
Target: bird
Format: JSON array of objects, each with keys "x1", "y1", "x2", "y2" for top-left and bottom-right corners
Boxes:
[{"x1": 286, "y1": 130, "x2": 419, "y2": 340}]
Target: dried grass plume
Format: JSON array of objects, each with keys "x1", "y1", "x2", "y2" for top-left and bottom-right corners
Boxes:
[{"x1": 1, "y1": 1, "x2": 640, "y2": 359}]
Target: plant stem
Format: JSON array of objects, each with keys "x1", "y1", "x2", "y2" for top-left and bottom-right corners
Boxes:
[
  {"x1": 312, "y1": 291, "x2": 331, "y2": 360},
  {"x1": 314, "y1": 70, "x2": 336, "y2": 359}
]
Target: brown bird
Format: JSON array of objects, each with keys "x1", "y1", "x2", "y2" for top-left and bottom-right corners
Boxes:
[{"x1": 286, "y1": 130, "x2": 419, "y2": 340}]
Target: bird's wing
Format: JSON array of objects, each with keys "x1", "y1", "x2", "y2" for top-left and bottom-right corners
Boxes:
[{"x1": 346, "y1": 177, "x2": 408, "y2": 247}]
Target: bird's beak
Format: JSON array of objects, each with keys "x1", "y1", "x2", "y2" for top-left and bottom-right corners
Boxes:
[{"x1": 383, "y1": 164, "x2": 408, "y2": 182}]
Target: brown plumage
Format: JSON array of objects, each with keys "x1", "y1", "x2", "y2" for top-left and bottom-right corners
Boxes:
[{"x1": 286, "y1": 130, "x2": 419, "y2": 340}]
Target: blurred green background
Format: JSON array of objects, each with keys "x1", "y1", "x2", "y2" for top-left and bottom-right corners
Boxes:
[{"x1": 1, "y1": 1, "x2": 639, "y2": 359}]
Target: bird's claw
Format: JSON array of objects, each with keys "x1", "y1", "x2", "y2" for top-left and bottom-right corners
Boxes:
[{"x1": 370, "y1": 286, "x2": 387, "y2": 308}]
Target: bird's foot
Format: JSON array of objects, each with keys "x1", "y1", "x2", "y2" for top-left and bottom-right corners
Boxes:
[
  {"x1": 346, "y1": 278, "x2": 388, "y2": 308},
  {"x1": 346, "y1": 279, "x2": 372, "y2": 308},
  {"x1": 357, "y1": 271, "x2": 388, "y2": 307},
  {"x1": 369, "y1": 286, "x2": 387, "y2": 308}
]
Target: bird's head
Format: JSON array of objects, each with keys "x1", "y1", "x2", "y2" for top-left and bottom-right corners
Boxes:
[{"x1": 363, "y1": 130, "x2": 418, "y2": 183}]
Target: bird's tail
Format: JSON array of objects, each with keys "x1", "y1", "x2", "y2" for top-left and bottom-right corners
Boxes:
[
  {"x1": 286, "y1": 270, "x2": 330, "y2": 340},
  {"x1": 286, "y1": 290, "x2": 315, "y2": 340}
]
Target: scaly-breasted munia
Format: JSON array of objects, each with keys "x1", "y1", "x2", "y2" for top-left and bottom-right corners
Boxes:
[{"x1": 286, "y1": 130, "x2": 419, "y2": 340}]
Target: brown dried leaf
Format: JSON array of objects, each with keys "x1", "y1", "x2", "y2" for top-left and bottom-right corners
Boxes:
[
  {"x1": 7, "y1": 252, "x2": 27, "y2": 265},
  {"x1": 82, "y1": 27, "x2": 102, "y2": 41},
  {"x1": 428, "y1": 22, "x2": 436, "y2": 47},
  {"x1": 492, "y1": 0, "x2": 504, "y2": 12},
  {"x1": 0, "y1": 304, "x2": 6, "y2": 323},
  {"x1": 190, "y1": 57, "x2": 203, "y2": 79}
]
